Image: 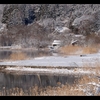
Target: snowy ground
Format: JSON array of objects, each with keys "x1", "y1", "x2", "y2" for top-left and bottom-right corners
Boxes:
[
  {"x1": 0, "y1": 52, "x2": 100, "y2": 67},
  {"x1": 0, "y1": 52, "x2": 100, "y2": 75},
  {"x1": 3, "y1": 66, "x2": 96, "y2": 75}
]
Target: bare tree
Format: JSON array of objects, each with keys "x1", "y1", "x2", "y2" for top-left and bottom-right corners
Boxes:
[
  {"x1": 78, "y1": 20, "x2": 93, "y2": 35},
  {"x1": 5, "y1": 22, "x2": 51, "y2": 49}
]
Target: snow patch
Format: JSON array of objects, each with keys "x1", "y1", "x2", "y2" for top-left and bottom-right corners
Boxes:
[
  {"x1": 55, "y1": 27, "x2": 70, "y2": 33},
  {"x1": 5, "y1": 67, "x2": 94, "y2": 75},
  {"x1": 34, "y1": 57, "x2": 47, "y2": 59}
]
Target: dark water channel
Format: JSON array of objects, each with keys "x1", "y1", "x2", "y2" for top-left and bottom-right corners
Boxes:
[
  {"x1": 0, "y1": 72, "x2": 80, "y2": 91},
  {"x1": 0, "y1": 50, "x2": 52, "y2": 60}
]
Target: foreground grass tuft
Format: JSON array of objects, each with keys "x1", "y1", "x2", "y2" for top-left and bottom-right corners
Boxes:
[{"x1": 0, "y1": 75, "x2": 99, "y2": 96}]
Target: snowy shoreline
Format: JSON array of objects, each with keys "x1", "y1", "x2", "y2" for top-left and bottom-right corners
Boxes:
[
  {"x1": 0, "y1": 53, "x2": 100, "y2": 67},
  {"x1": 0, "y1": 52, "x2": 100, "y2": 75},
  {"x1": 1, "y1": 66, "x2": 95, "y2": 75}
]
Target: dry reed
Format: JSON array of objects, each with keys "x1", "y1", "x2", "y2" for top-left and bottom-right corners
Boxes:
[
  {"x1": 59, "y1": 45, "x2": 99, "y2": 55},
  {"x1": 9, "y1": 52, "x2": 27, "y2": 60}
]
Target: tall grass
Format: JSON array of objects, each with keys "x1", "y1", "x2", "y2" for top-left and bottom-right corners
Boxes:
[
  {"x1": 82, "y1": 46, "x2": 98, "y2": 54},
  {"x1": 9, "y1": 52, "x2": 27, "y2": 60},
  {"x1": 0, "y1": 83, "x2": 85, "y2": 96},
  {"x1": 0, "y1": 75, "x2": 99, "y2": 96},
  {"x1": 59, "y1": 45, "x2": 81, "y2": 55},
  {"x1": 59, "y1": 45, "x2": 99, "y2": 55}
]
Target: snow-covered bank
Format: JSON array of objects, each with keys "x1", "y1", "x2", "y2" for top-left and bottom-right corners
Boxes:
[
  {"x1": 0, "y1": 53, "x2": 100, "y2": 67},
  {"x1": 3, "y1": 67, "x2": 95, "y2": 75}
]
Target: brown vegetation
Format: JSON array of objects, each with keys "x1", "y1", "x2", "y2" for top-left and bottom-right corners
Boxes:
[
  {"x1": 9, "y1": 52, "x2": 27, "y2": 60},
  {"x1": 0, "y1": 74, "x2": 100, "y2": 96},
  {"x1": 59, "y1": 44, "x2": 99, "y2": 55},
  {"x1": 82, "y1": 46, "x2": 98, "y2": 54}
]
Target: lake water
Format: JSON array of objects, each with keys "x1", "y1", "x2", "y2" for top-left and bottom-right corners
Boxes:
[
  {"x1": 0, "y1": 50, "x2": 52, "y2": 60},
  {"x1": 0, "y1": 72, "x2": 80, "y2": 90}
]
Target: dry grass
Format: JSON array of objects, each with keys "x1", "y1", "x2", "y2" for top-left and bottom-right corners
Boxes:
[
  {"x1": 59, "y1": 45, "x2": 81, "y2": 55},
  {"x1": 59, "y1": 45, "x2": 99, "y2": 55},
  {"x1": 0, "y1": 83, "x2": 85, "y2": 96},
  {"x1": 77, "y1": 75, "x2": 100, "y2": 95},
  {"x1": 9, "y1": 52, "x2": 27, "y2": 60},
  {"x1": 0, "y1": 73, "x2": 100, "y2": 96},
  {"x1": 37, "y1": 51, "x2": 49, "y2": 57},
  {"x1": 79, "y1": 75, "x2": 99, "y2": 85},
  {"x1": 82, "y1": 46, "x2": 98, "y2": 54},
  {"x1": 82, "y1": 59, "x2": 100, "y2": 75}
]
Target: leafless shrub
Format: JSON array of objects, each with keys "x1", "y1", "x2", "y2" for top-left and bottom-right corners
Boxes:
[
  {"x1": 0, "y1": 33, "x2": 12, "y2": 46},
  {"x1": 78, "y1": 20, "x2": 93, "y2": 35},
  {"x1": 85, "y1": 33, "x2": 100, "y2": 46},
  {"x1": 0, "y1": 22, "x2": 52, "y2": 49}
]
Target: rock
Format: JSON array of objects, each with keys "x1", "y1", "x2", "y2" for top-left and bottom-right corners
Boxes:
[
  {"x1": 71, "y1": 39, "x2": 78, "y2": 46},
  {"x1": 0, "y1": 23, "x2": 7, "y2": 33},
  {"x1": 55, "y1": 26, "x2": 71, "y2": 33},
  {"x1": 80, "y1": 55, "x2": 86, "y2": 57}
]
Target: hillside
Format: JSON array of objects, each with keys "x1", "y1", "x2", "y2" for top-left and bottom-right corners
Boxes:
[{"x1": 0, "y1": 4, "x2": 100, "y2": 48}]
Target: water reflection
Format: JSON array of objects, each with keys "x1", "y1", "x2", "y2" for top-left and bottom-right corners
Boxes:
[
  {"x1": 0, "y1": 50, "x2": 12, "y2": 59},
  {"x1": 0, "y1": 50, "x2": 52, "y2": 60},
  {"x1": 0, "y1": 72, "x2": 80, "y2": 91}
]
